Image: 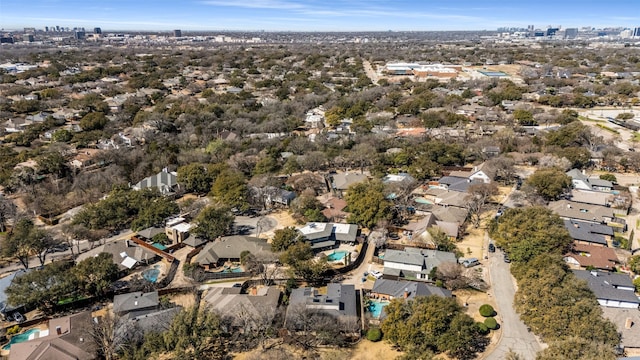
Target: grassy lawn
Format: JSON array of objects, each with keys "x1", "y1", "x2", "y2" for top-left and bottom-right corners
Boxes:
[
  {"x1": 596, "y1": 123, "x2": 619, "y2": 134},
  {"x1": 579, "y1": 116, "x2": 605, "y2": 123}
]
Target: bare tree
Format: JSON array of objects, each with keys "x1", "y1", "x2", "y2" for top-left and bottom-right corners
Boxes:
[
  {"x1": 466, "y1": 182, "x2": 499, "y2": 228},
  {"x1": 90, "y1": 312, "x2": 130, "y2": 360}
]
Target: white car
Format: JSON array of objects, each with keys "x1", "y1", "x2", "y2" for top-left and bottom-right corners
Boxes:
[{"x1": 370, "y1": 270, "x2": 383, "y2": 279}]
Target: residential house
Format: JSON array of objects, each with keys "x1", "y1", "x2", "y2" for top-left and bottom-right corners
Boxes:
[
  {"x1": 69, "y1": 149, "x2": 104, "y2": 169},
  {"x1": 468, "y1": 162, "x2": 496, "y2": 184},
  {"x1": 601, "y1": 307, "x2": 640, "y2": 355},
  {"x1": 203, "y1": 286, "x2": 281, "y2": 330},
  {"x1": 417, "y1": 188, "x2": 469, "y2": 209},
  {"x1": 573, "y1": 270, "x2": 640, "y2": 309},
  {"x1": 331, "y1": 172, "x2": 368, "y2": 194},
  {"x1": 287, "y1": 284, "x2": 358, "y2": 330},
  {"x1": 0, "y1": 269, "x2": 27, "y2": 320},
  {"x1": 564, "y1": 243, "x2": 620, "y2": 271},
  {"x1": 297, "y1": 222, "x2": 358, "y2": 251},
  {"x1": 304, "y1": 108, "x2": 325, "y2": 129},
  {"x1": 76, "y1": 239, "x2": 158, "y2": 270},
  {"x1": 319, "y1": 196, "x2": 348, "y2": 222},
  {"x1": 370, "y1": 279, "x2": 452, "y2": 302},
  {"x1": 113, "y1": 291, "x2": 160, "y2": 317},
  {"x1": 136, "y1": 227, "x2": 165, "y2": 241},
  {"x1": 382, "y1": 247, "x2": 457, "y2": 281},
  {"x1": 549, "y1": 200, "x2": 621, "y2": 227},
  {"x1": 165, "y1": 217, "x2": 193, "y2": 244},
  {"x1": 434, "y1": 176, "x2": 473, "y2": 193},
  {"x1": 4, "y1": 118, "x2": 31, "y2": 133},
  {"x1": 9, "y1": 311, "x2": 96, "y2": 360},
  {"x1": 131, "y1": 168, "x2": 179, "y2": 196},
  {"x1": 570, "y1": 189, "x2": 614, "y2": 207},
  {"x1": 195, "y1": 236, "x2": 276, "y2": 270},
  {"x1": 481, "y1": 146, "x2": 501, "y2": 158},
  {"x1": 564, "y1": 219, "x2": 614, "y2": 247},
  {"x1": 382, "y1": 173, "x2": 416, "y2": 187},
  {"x1": 262, "y1": 186, "x2": 296, "y2": 207},
  {"x1": 567, "y1": 169, "x2": 614, "y2": 192}
]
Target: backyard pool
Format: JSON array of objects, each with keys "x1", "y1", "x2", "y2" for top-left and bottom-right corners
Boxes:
[
  {"x1": 222, "y1": 266, "x2": 243, "y2": 273},
  {"x1": 326, "y1": 250, "x2": 349, "y2": 261},
  {"x1": 3, "y1": 328, "x2": 40, "y2": 350},
  {"x1": 368, "y1": 300, "x2": 390, "y2": 318},
  {"x1": 143, "y1": 265, "x2": 161, "y2": 283},
  {"x1": 414, "y1": 197, "x2": 434, "y2": 205},
  {"x1": 152, "y1": 243, "x2": 167, "y2": 251}
]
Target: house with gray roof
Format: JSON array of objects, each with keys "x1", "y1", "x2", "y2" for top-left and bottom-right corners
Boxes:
[
  {"x1": 9, "y1": 311, "x2": 96, "y2": 360},
  {"x1": 570, "y1": 189, "x2": 614, "y2": 207},
  {"x1": 383, "y1": 247, "x2": 457, "y2": 281},
  {"x1": 601, "y1": 307, "x2": 640, "y2": 354},
  {"x1": 297, "y1": 222, "x2": 359, "y2": 251},
  {"x1": 195, "y1": 236, "x2": 276, "y2": 270},
  {"x1": 564, "y1": 219, "x2": 613, "y2": 247},
  {"x1": 567, "y1": 169, "x2": 614, "y2": 192},
  {"x1": 113, "y1": 291, "x2": 160, "y2": 317},
  {"x1": 0, "y1": 269, "x2": 28, "y2": 320},
  {"x1": 203, "y1": 286, "x2": 281, "y2": 330},
  {"x1": 76, "y1": 239, "x2": 158, "y2": 270},
  {"x1": 549, "y1": 200, "x2": 621, "y2": 227},
  {"x1": 331, "y1": 172, "x2": 368, "y2": 192},
  {"x1": 573, "y1": 270, "x2": 639, "y2": 309},
  {"x1": 132, "y1": 168, "x2": 179, "y2": 195},
  {"x1": 371, "y1": 279, "x2": 452, "y2": 302},
  {"x1": 287, "y1": 284, "x2": 358, "y2": 329}
]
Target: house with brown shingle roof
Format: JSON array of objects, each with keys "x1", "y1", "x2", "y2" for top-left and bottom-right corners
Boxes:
[{"x1": 564, "y1": 243, "x2": 620, "y2": 271}]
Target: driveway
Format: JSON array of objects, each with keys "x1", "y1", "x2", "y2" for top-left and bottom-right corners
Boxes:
[
  {"x1": 233, "y1": 215, "x2": 277, "y2": 237},
  {"x1": 482, "y1": 245, "x2": 542, "y2": 360},
  {"x1": 341, "y1": 238, "x2": 379, "y2": 290}
]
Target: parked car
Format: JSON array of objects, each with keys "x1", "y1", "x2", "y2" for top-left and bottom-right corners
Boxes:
[
  {"x1": 488, "y1": 243, "x2": 496, "y2": 253},
  {"x1": 503, "y1": 254, "x2": 511, "y2": 263},
  {"x1": 388, "y1": 232, "x2": 400, "y2": 240},
  {"x1": 462, "y1": 258, "x2": 480, "y2": 268},
  {"x1": 370, "y1": 270, "x2": 383, "y2": 279}
]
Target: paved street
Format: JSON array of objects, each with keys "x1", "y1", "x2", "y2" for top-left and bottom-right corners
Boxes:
[{"x1": 483, "y1": 245, "x2": 542, "y2": 360}]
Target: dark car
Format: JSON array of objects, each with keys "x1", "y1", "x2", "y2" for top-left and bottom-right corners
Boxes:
[
  {"x1": 388, "y1": 232, "x2": 400, "y2": 240},
  {"x1": 488, "y1": 243, "x2": 496, "y2": 253},
  {"x1": 503, "y1": 254, "x2": 511, "y2": 263}
]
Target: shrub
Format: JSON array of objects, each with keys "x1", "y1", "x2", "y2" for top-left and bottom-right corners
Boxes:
[
  {"x1": 476, "y1": 322, "x2": 490, "y2": 335},
  {"x1": 479, "y1": 304, "x2": 495, "y2": 317},
  {"x1": 484, "y1": 317, "x2": 498, "y2": 330},
  {"x1": 367, "y1": 327, "x2": 383, "y2": 342},
  {"x1": 6, "y1": 325, "x2": 20, "y2": 336},
  {"x1": 633, "y1": 277, "x2": 640, "y2": 292}
]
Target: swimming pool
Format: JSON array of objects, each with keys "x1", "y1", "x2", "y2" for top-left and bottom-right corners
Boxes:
[
  {"x1": 3, "y1": 328, "x2": 40, "y2": 350},
  {"x1": 326, "y1": 250, "x2": 349, "y2": 261},
  {"x1": 414, "y1": 197, "x2": 434, "y2": 205},
  {"x1": 143, "y1": 265, "x2": 161, "y2": 283},
  {"x1": 152, "y1": 243, "x2": 167, "y2": 251},
  {"x1": 368, "y1": 300, "x2": 390, "y2": 318},
  {"x1": 222, "y1": 266, "x2": 243, "y2": 273}
]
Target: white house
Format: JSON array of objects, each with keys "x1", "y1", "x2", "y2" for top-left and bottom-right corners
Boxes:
[
  {"x1": 573, "y1": 270, "x2": 640, "y2": 309},
  {"x1": 383, "y1": 247, "x2": 457, "y2": 281},
  {"x1": 468, "y1": 162, "x2": 495, "y2": 184}
]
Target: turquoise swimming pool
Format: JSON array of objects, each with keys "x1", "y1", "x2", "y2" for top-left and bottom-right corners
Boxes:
[
  {"x1": 222, "y1": 266, "x2": 243, "y2": 273},
  {"x1": 3, "y1": 328, "x2": 40, "y2": 350},
  {"x1": 327, "y1": 250, "x2": 349, "y2": 261},
  {"x1": 143, "y1": 265, "x2": 161, "y2": 283},
  {"x1": 152, "y1": 243, "x2": 167, "y2": 251},
  {"x1": 414, "y1": 197, "x2": 434, "y2": 205},
  {"x1": 368, "y1": 300, "x2": 390, "y2": 318}
]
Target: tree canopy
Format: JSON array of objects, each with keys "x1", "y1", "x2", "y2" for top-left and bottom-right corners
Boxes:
[
  {"x1": 345, "y1": 180, "x2": 391, "y2": 229},
  {"x1": 381, "y1": 295, "x2": 488, "y2": 360},
  {"x1": 525, "y1": 168, "x2": 572, "y2": 201},
  {"x1": 193, "y1": 205, "x2": 234, "y2": 240},
  {"x1": 489, "y1": 207, "x2": 572, "y2": 263}
]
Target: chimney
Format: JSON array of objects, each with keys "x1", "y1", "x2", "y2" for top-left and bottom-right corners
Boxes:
[
  {"x1": 625, "y1": 318, "x2": 633, "y2": 329},
  {"x1": 403, "y1": 288, "x2": 409, "y2": 299},
  {"x1": 56, "y1": 326, "x2": 61, "y2": 335},
  {"x1": 125, "y1": 239, "x2": 130, "y2": 247}
]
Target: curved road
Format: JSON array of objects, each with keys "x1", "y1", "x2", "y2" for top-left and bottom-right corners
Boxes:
[{"x1": 483, "y1": 244, "x2": 542, "y2": 360}]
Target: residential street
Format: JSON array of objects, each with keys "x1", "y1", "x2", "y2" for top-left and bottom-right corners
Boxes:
[{"x1": 483, "y1": 244, "x2": 542, "y2": 360}]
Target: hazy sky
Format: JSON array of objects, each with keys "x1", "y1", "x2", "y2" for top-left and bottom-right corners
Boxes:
[{"x1": 1, "y1": 0, "x2": 640, "y2": 31}]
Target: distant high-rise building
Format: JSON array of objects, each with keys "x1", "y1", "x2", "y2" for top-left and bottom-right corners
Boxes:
[
  {"x1": 26, "y1": 34, "x2": 35, "y2": 42},
  {"x1": 55, "y1": 26, "x2": 60, "y2": 32},
  {"x1": 94, "y1": 27, "x2": 102, "y2": 34},
  {"x1": 173, "y1": 29, "x2": 182, "y2": 37},
  {"x1": 633, "y1": 27, "x2": 640, "y2": 37},
  {"x1": 74, "y1": 30, "x2": 85, "y2": 40},
  {"x1": 23, "y1": 27, "x2": 36, "y2": 34},
  {"x1": 44, "y1": 26, "x2": 49, "y2": 32},
  {"x1": 0, "y1": 37, "x2": 14, "y2": 44},
  {"x1": 565, "y1": 28, "x2": 578, "y2": 39},
  {"x1": 528, "y1": 25, "x2": 534, "y2": 31},
  {"x1": 546, "y1": 27, "x2": 559, "y2": 36}
]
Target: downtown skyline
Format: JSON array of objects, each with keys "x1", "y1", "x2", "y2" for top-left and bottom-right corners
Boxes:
[{"x1": 1, "y1": 0, "x2": 640, "y2": 32}]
